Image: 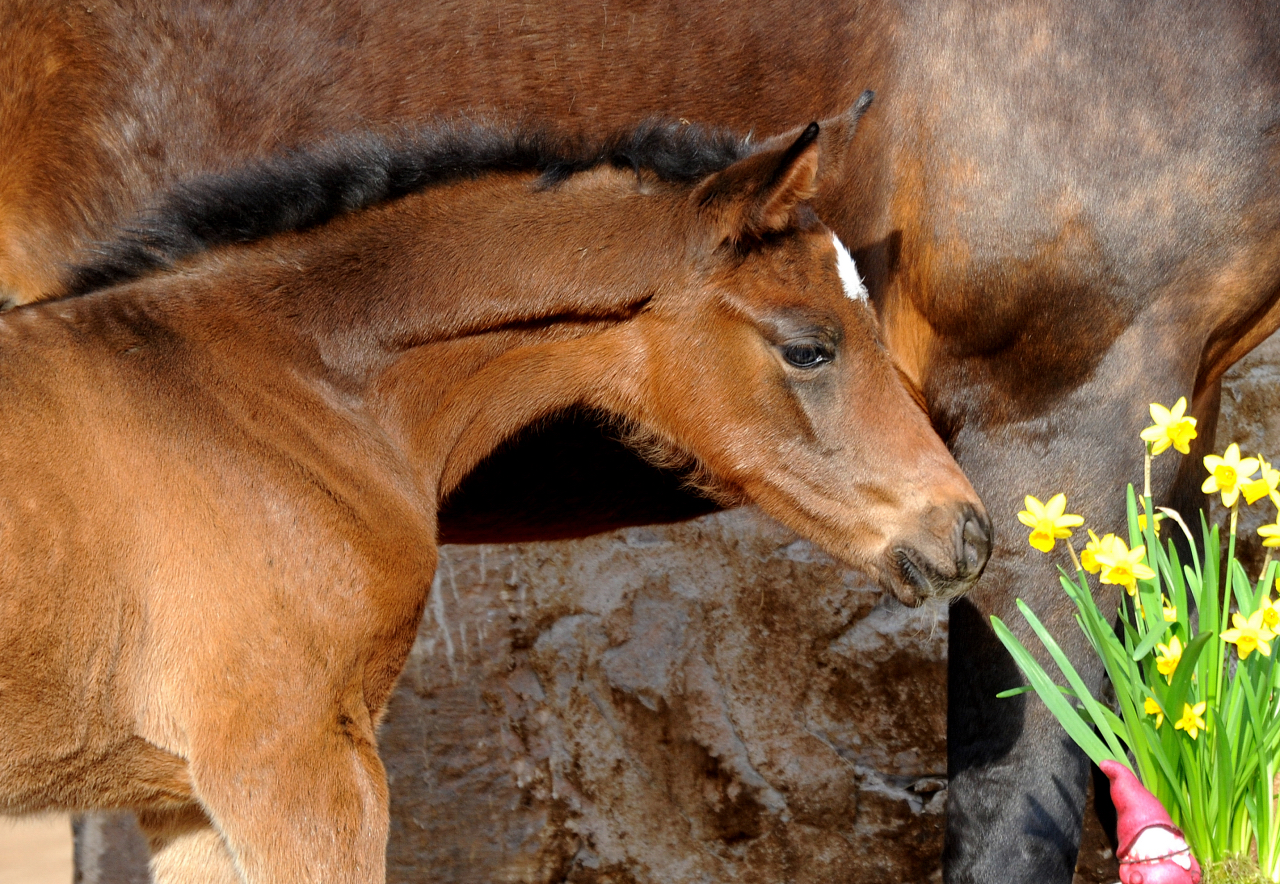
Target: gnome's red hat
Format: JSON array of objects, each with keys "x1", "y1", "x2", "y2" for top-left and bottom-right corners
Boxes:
[
  {"x1": 1100, "y1": 760, "x2": 1179, "y2": 853},
  {"x1": 1100, "y1": 760, "x2": 1201, "y2": 884}
]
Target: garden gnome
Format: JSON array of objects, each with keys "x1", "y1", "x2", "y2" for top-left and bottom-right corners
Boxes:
[{"x1": 1099, "y1": 760, "x2": 1201, "y2": 884}]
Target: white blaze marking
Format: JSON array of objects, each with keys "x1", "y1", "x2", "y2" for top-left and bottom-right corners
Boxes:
[{"x1": 832, "y1": 233, "x2": 868, "y2": 302}]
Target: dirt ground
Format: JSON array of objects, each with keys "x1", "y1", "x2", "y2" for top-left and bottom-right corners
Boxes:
[{"x1": 0, "y1": 814, "x2": 74, "y2": 884}]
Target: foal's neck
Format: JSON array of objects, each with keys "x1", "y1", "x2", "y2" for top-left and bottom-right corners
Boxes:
[
  {"x1": 149, "y1": 170, "x2": 688, "y2": 502},
  {"x1": 239, "y1": 170, "x2": 683, "y2": 383}
]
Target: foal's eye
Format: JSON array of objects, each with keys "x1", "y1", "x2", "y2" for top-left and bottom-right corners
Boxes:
[{"x1": 781, "y1": 340, "x2": 833, "y2": 369}]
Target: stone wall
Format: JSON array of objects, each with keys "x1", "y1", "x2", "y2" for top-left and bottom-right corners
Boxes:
[
  {"x1": 72, "y1": 333, "x2": 1280, "y2": 882},
  {"x1": 1213, "y1": 334, "x2": 1280, "y2": 573}
]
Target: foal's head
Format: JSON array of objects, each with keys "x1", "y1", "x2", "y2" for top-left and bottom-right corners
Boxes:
[{"x1": 549, "y1": 116, "x2": 992, "y2": 605}]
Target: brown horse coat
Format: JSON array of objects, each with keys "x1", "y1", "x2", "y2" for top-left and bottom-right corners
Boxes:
[
  {"x1": 3, "y1": 1, "x2": 1279, "y2": 879},
  {"x1": 0, "y1": 121, "x2": 987, "y2": 881}
]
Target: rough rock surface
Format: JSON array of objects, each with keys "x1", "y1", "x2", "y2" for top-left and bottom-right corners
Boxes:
[
  {"x1": 379, "y1": 512, "x2": 952, "y2": 883},
  {"x1": 71, "y1": 333, "x2": 1280, "y2": 883},
  {"x1": 1212, "y1": 332, "x2": 1280, "y2": 574},
  {"x1": 72, "y1": 812, "x2": 150, "y2": 884}
]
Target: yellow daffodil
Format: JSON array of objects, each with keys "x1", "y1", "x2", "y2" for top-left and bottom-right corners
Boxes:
[
  {"x1": 1220, "y1": 609, "x2": 1275, "y2": 660},
  {"x1": 1094, "y1": 536, "x2": 1156, "y2": 596},
  {"x1": 1144, "y1": 697, "x2": 1165, "y2": 728},
  {"x1": 1080, "y1": 530, "x2": 1122, "y2": 574},
  {"x1": 1017, "y1": 494, "x2": 1084, "y2": 553},
  {"x1": 1136, "y1": 512, "x2": 1164, "y2": 536},
  {"x1": 1174, "y1": 701, "x2": 1207, "y2": 740},
  {"x1": 1261, "y1": 596, "x2": 1280, "y2": 631},
  {"x1": 1140, "y1": 398, "x2": 1198, "y2": 456},
  {"x1": 1162, "y1": 596, "x2": 1178, "y2": 622},
  {"x1": 1260, "y1": 522, "x2": 1280, "y2": 548},
  {"x1": 1155, "y1": 635, "x2": 1183, "y2": 684},
  {"x1": 1242, "y1": 456, "x2": 1280, "y2": 507},
  {"x1": 1203, "y1": 443, "x2": 1260, "y2": 508}
]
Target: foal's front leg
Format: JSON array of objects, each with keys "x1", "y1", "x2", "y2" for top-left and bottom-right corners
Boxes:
[
  {"x1": 181, "y1": 694, "x2": 391, "y2": 884},
  {"x1": 137, "y1": 804, "x2": 242, "y2": 884}
]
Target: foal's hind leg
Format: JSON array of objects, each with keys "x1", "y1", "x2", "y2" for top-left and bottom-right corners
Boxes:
[
  {"x1": 137, "y1": 805, "x2": 242, "y2": 884},
  {"x1": 185, "y1": 698, "x2": 390, "y2": 884}
]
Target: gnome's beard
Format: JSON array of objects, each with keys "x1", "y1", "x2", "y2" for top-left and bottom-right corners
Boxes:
[{"x1": 1124, "y1": 826, "x2": 1193, "y2": 870}]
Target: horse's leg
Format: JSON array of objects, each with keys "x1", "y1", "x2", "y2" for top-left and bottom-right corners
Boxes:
[
  {"x1": 941, "y1": 344, "x2": 1205, "y2": 884},
  {"x1": 946, "y1": 579, "x2": 1095, "y2": 883},
  {"x1": 137, "y1": 805, "x2": 242, "y2": 884},
  {"x1": 186, "y1": 697, "x2": 389, "y2": 884}
]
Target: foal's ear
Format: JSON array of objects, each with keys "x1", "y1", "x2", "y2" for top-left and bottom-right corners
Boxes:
[
  {"x1": 754, "y1": 90, "x2": 874, "y2": 198},
  {"x1": 694, "y1": 122, "x2": 823, "y2": 243}
]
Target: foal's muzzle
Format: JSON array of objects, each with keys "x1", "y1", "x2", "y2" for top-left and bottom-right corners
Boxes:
[{"x1": 889, "y1": 503, "x2": 993, "y2": 606}]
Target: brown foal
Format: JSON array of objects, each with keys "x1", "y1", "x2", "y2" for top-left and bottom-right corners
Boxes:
[{"x1": 0, "y1": 116, "x2": 988, "y2": 882}]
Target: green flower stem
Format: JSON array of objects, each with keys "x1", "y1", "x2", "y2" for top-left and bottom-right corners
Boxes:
[
  {"x1": 1222, "y1": 501, "x2": 1240, "y2": 701},
  {"x1": 1065, "y1": 539, "x2": 1083, "y2": 575}
]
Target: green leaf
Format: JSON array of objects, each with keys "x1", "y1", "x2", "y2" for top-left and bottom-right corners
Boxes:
[
  {"x1": 996, "y1": 684, "x2": 1084, "y2": 701},
  {"x1": 1163, "y1": 537, "x2": 1190, "y2": 634},
  {"x1": 990, "y1": 615, "x2": 1122, "y2": 768},
  {"x1": 1231, "y1": 559, "x2": 1256, "y2": 616},
  {"x1": 1127, "y1": 484, "x2": 1141, "y2": 549},
  {"x1": 1131, "y1": 618, "x2": 1172, "y2": 662},
  {"x1": 1012, "y1": 600, "x2": 1131, "y2": 762},
  {"x1": 995, "y1": 686, "x2": 1034, "y2": 699},
  {"x1": 1199, "y1": 514, "x2": 1220, "y2": 626},
  {"x1": 1212, "y1": 706, "x2": 1235, "y2": 850},
  {"x1": 1144, "y1": 728, "x2": 1191, "y2": 822},
  {"x1": 1198, "y1": 516, "x2": 1224, "y2": 710},
  {"x1": 1167, "y1": 631, "x2": 1215, "y2": 721}
]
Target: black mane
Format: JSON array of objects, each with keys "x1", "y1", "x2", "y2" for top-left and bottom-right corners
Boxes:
[{"x1": 65, "y1": 120, "x2": 753, "y2": 297}]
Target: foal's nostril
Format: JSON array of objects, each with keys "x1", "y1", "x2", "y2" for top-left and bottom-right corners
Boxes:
[
  {"x1": 958, "y1": 508, "x2": 993, "y2": 578},
  {"x1": 890, "y1": 507, "x2": 992, "y2": 605}
]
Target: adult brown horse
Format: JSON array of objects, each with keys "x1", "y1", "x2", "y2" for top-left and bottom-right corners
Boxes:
[
  {"x1": 0, "y1": 117, "x2": 990, "y2": 882},
  {"x1": 4, "y1": 1, "x2": 1280, "y2": 880}
]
